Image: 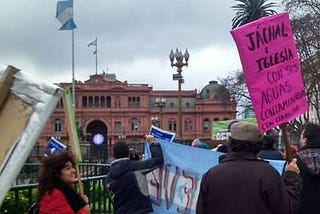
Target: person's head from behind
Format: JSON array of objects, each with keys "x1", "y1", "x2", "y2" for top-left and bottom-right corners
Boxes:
[
  {"x1": 228, "y1": 122, "x2": 262, "y2": 154},
  {"x1": 300, "y1": 122, "x2": 320, "y2": 147},
  {"x1": 113, "y1": 141, "x2": 129, "y2": 159},
  {"x1": 216, "y1": 144, "x2": 228, "y2": 153},
  {"x1": 37, "y1": 151, "x2": 76, "y2": 200},
  {"x1": 261, "y1": 135, "x2": 277, "y2": 150}
]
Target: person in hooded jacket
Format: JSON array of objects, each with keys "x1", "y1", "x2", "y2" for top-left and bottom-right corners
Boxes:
[
  {"x1": 106, "y1": 135, "x2": 163, "y2": 214},
  {"x1": 296, "y1": 122, "x2": 320, "y2": 214}
]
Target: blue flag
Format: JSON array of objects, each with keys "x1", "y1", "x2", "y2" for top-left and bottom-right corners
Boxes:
[
  {"x1": 144, "y1": 139, "x2": 286, "y2": 213},
  {"x1": 44, "y1": 137, "x2": 67, "y2": 156},
  {"x1": 56, "y1": 0, "x2": 77, "y2": 30}
]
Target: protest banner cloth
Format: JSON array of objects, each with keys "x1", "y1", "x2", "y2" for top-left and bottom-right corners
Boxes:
[
  {"x1": 231, "y1": 13, "x2": 308, "y2": 134},
  {"x1": 144, "y1": 139, "x2": 285, "y2": 214}
]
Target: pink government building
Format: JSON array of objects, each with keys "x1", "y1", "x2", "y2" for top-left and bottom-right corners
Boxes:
[{"x1": 35, "y1": 73, "x2": 236, "y2": 162}]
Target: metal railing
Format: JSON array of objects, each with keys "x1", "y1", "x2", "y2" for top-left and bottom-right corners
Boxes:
[{"x1": 1, "y1": 164, "x2": 113, "y2": 214}]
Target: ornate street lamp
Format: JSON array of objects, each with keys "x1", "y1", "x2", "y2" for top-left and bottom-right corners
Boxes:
[
  {"x1": 151, "y1": 116, "x2": 160, "y2": 127},
  {"x1": 169, "y1": 49, "x2": 189, "y2": 140},
  {"x1": 154, "y1": 97, "x2": 166, "y2": 128}
]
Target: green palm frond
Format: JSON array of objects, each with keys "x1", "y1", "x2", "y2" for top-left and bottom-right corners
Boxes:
[{"x1": 231, "y1": 0, "x2": 277, "y2": 29}]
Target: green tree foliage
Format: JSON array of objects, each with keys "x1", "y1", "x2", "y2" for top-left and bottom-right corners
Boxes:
[
  {"x1": 218, "y1": 70, "x2": 252, "y2": 118},
  {"x1": 231, "y1": 0, "x2": 277, "y2": 29},
  {"x1": 282, "y1": 0, "x2": 320, "y2": 134}
]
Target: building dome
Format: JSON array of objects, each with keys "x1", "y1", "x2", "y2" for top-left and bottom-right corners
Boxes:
[{"x1": 199, "y1": 80, "x2": 231, "y2": 101}]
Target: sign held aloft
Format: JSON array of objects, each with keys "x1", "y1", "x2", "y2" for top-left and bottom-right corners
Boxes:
[{"x1": 231, "y1": 13, "x2": 308, "y2": 133}]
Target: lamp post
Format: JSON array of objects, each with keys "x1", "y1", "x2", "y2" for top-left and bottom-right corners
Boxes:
[
  {"x1": 154, "y1": 97, "x2": 166, "y2": 128},
  {"x1": 151, "y1": 116, "x2": 160, "y2": 127},
  {"x1": 169, "y1": 49, "x2": 189, "y2": 140}
]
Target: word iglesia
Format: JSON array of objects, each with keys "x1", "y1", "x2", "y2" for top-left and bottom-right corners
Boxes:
[{"x1": 246, "y1": 23, "x2": 294, "y2": 72}]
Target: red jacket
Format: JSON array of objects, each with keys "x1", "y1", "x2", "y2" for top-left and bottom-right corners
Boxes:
[{"x1": 39, "y1": 189, "x2": 88, "y2": 214}]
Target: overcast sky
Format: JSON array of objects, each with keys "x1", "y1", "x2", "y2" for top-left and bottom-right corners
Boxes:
[{"x1": 1, "y1": 0, "x2": 283, "y2": 90}]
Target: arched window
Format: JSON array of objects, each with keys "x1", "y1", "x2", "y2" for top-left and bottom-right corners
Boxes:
[
  {"x1": 106, "y1": 96, "x2": 111, "y2": 107},
  {"x1": 53, "y1": 118, "x2": 62, "y2": 132},
  {"x1": 88, "y1": 96, "x2": 93, "y2": 107},
  {"x1": 94, "y1": 96, "x2": 99, "y2": 107},
  {"x1": 128, "y1": 96, "x2": 140, "y2": 107},
  {"x1": 82, "y1": 96, "x2": 87, "y2": 107},
  {"x1": 135, "y1": 97, "x2": 140, "y2": 107},
  {"x1": 169, "y1": 119, "x2": 176, "y2": 131},
  {"x1": 203, "y1": 118, "x2": 210, "y2": 132},
  {"x1": 184, "y1": 119, "x2": 192, "y2": 131},
  {"x1": 130, "y1": 118, "x2": 138, "y2": 131},
  {"x1": 56, "y1": 98, "x2": 64, "y2": 108},
  {"x1": 100, "y1": 96, "x2": 106, "y2": 107}
]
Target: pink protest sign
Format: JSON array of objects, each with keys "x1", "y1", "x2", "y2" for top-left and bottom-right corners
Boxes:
[{"x1": 231, "y1": 13, "x2": 308, "y2": 133}]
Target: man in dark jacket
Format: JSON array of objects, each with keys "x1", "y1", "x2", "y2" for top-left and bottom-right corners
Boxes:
[
  {"x1": 106, "y1": 135, "x2": 163, "y2": 214},
  {"x1": 296, "y1": 122, "x2": 320, "y2": 214},
  {"x1": 196, "y1": 122, "x2": 300, "y2": 214}
]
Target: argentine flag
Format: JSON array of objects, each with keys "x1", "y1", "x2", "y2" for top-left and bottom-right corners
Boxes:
[
  {"x1": 88, "y1": 38, "x2": 97, "y2": 54},
  {"x1": 88, "y1": 38, "x2": 97, "y2": 47},
  {"x1": 56, "y1": 0, "x2": 77, "y2": 30}
]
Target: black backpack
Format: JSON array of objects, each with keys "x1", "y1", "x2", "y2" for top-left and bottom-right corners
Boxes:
[{"x1": 28, "y1": 202, "x2": 38, "y2": 214}]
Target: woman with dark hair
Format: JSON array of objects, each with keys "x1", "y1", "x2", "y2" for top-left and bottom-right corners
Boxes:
[
  {"x1": 296, "y1": 122, "x2": 320, "y2": 214},
  {"x1": 37, "y1": 151, "x2": 90, "y2": 214}
]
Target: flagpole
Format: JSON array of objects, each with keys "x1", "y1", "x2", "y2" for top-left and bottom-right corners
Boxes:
[
  {"x1": 72, "y1": 29, "x2": 75, "y2": 109},
  {"x1": 95, "y1": 37, "x2": 98, "y2": 75}
]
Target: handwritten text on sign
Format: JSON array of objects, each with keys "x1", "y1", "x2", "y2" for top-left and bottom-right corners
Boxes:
[
  {"x1": 148, "y1": 165, "x2": 199, "y2": 214},
  {"x1": 231, "y1": 13, "x2": 308, "y2": 133}
]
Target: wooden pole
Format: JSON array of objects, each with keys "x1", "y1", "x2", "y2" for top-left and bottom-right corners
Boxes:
[
  {"x1": 63, "y1": 92, "x2": 84, "y2": 196},
  {"x1": 280, "y1": 123, "x2": 292, "y2": 161},
  {"x1": 0, "y1": 66, "x2": 19, "y2": 111}
]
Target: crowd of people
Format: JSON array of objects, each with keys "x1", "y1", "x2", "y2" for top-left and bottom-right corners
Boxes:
[{"x1": 31, "y1": 122, "x2": 320, "y2": 214}]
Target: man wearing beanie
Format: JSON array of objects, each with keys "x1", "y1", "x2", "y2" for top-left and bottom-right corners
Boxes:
[
  {"x1": 106, "y1": 135, "x2": 163, "y2": 214},
  {"x1": 196, "y1": 122, "x2": 300, "y2": 214}
]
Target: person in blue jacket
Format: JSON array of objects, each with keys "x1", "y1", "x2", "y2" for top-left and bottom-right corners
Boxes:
[{"x1": 106, "y1": 135, "x2": 163, "y2": 214}]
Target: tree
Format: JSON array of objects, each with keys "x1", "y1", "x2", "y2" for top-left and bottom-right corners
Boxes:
[
  {"x1": 231, "y1": 0, "x2": 277, "y2": 29},
  {"x1": 282, "y1": 0, "x2": 320, "y2": 135},
  {"x1": 218, "y1": 70, "x2": 252, "y2": 118},
  {"x1": 228, "y1": 0, "x2": 278, "y2": 118},
  {"x1": 227, "y1": 0, "x2": 319, "y2": 142}
]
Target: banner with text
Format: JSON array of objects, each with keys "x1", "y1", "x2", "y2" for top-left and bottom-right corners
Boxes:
[
  {"x1": 150, "y1": 125, "x2": 176, "y2": 142},
  {"x1": 145, "y1": 139, "x2": 285, "y2": 214},
  {"x1": 211, "y1": 118, "x2": 256, "y2": 140},
  {"x1": 231, "y1": 13, "x2": 308, "y2": 133}
]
